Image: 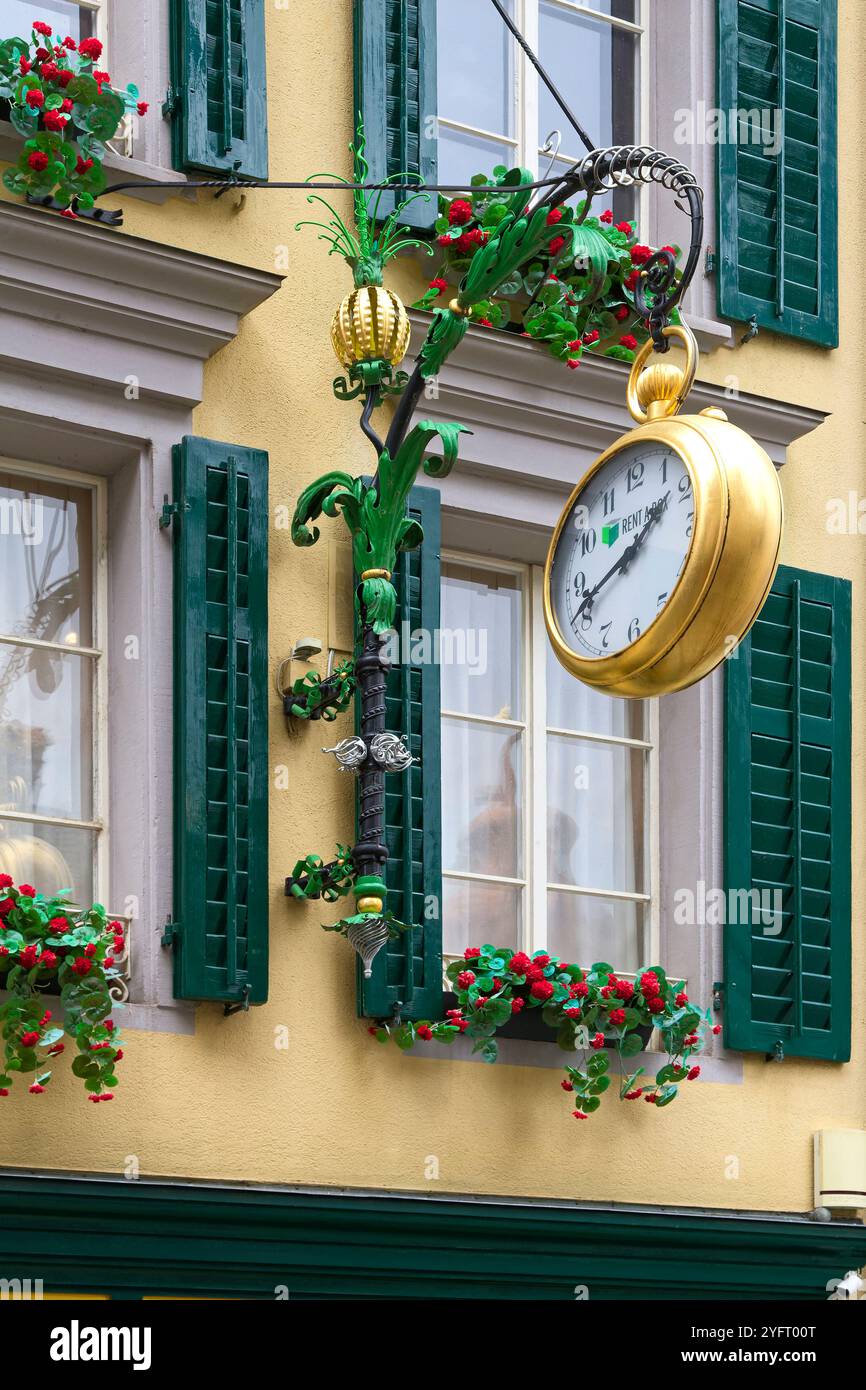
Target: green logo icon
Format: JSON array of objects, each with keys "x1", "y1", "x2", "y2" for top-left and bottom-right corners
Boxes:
[{"x1": 602, "y1": 522, "x2": 620, "y2": 547}]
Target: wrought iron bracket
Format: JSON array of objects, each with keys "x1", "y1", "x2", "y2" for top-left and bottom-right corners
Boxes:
[{"x1": 26, "y1": 192, "x2": 123, "y2": 227}]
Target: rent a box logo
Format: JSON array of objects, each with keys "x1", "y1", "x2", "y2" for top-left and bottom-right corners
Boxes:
[{"x1": 601, "y1": 498, "x2": 665, "y2": 548}]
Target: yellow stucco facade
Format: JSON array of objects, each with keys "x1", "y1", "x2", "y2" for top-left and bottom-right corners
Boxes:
[{"x1": 0, "y1": 0, "x2": 864, "y2": 1234}]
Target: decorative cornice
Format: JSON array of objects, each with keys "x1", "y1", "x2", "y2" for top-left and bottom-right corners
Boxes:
[
  {"x1": 408, "y1": 311, "x2": 825, "y2": 531},
  {"x1": 0, "y1": 201, "x2": 284, "y2": 407}
]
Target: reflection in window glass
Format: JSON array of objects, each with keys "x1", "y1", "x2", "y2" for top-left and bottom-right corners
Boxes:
[
  {"x1": 442, "y1": 717, "x2": 523, "y2": 879},
  {"x1": 0, "y1": 0, "x2": 96, "y2": 42},
  {"x1": 438, "y1": 0, "x2": 513, "y2": 137},
  {"x1": 441, "y1": 561, "x2": 523, "y2": 720},
  {"x1": 547, "y1": 734, "x2": 645, "y2": 894},
  {"x1": 0, "y1": 470, "x2": 99, "y2": 906}
]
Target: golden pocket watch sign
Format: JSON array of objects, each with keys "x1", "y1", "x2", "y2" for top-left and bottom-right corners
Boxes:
[{"x1": 544, "y1": 324, "x2": 783, "y2": 697}]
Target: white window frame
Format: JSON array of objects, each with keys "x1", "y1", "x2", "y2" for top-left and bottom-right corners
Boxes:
[
  {"x1": 438, "y1": 0, "x2": 651, "y2": 227},
  {"x1": 0, "y1": 457, "x2": 109, "y2": 908},
  {"x1": 441, "y1": 547, "x2": 659, "y2": 967}
]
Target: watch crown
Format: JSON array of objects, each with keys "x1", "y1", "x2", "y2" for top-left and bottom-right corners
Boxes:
[{"x1": 635, "y1": 363, "x2": 686, "y2": 420}]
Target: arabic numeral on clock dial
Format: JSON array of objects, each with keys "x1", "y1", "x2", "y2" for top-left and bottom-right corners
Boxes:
[
  {"x1": 579, "y1": 529, "x2": 597, "y2": 558},
  {"x1": 599, "y1": 621, "x2": 612, "y2": 649},
  {"x1": 627, "y1": 462, "x2": 644, "y2": 492},
  {"x1": 678, "y1": 474, "x2": 692, "y2": 501},
  {"x1": 628, "y1": 617, "x2": 641, "y2": 642},
  {"x1": 573, "y1": 570, "x2": 586, "y2": 595},
  {"x1": 602, "y1": 487, "x2": 615, "y2": 516}
]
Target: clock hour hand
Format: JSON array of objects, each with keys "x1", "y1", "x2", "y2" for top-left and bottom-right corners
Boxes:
[{"x1": 576, "y1": 492, "x2": 670, "y2": 619}]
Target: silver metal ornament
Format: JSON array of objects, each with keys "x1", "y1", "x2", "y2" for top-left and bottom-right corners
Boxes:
[
  {"x1": 321, "y1": 735, "x2": 367, "y2": 772},
  {"x1": 369, "y1": 732, "x2": 417, "y2": 773},
  {"x1": 345, "y1": 916, "x2": 390, "y2": 978}
]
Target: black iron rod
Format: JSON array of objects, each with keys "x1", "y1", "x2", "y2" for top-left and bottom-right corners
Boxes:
[{"x1": 487, "y1": 0, "x2": 596, "y2": 157}]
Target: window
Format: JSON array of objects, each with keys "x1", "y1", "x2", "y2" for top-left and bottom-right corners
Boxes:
[
  {"x1": 0, "y1": 0, "x2": 101, "y2": 43},
  {"x1": 0, "y1": 462, "x2": 107, "y2": 907},
  {"x1": 441, "y1": 554, "x2": 657, "y2": 969},
  {"x1": 437, "y1": 0, "x2": 646, "y2": 218}
]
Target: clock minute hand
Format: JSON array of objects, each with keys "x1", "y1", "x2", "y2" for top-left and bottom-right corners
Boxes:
[{"x1": 576, "y1": 492, "x2": 671, "y2": 619}]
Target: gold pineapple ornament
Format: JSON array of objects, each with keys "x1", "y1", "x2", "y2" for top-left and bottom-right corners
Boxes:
[{"x1": 296, "y1": 124, "x2": 430, "y2": 399}]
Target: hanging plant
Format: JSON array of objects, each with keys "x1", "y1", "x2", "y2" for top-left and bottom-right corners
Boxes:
[
  {"x1": 413, "y1": 167, "x2": 682, "y2": 368},
  {"x1": 370, "y1": 946, "x2": 717, "y2": 1121},
  {"x1": 0, "y1": 877, "x2": 125, "y2": 1101},
  {"x1": 0, "y1": 20, "x2": 147, "y2": 216}
]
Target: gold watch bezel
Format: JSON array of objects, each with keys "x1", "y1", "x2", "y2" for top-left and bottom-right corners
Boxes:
[{"x1": 543, "y1": 417, "x2": 728, "y2": 693}]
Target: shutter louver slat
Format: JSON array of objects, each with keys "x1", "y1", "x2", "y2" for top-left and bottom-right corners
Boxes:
[
  {"x1": 171, "y1": 437, "x2": 269, "y2": 1006},
  {"x1": 724, "y1": 566, "x2": 850, "y2": 1061},
  {"x1": 356, "y1": 486, "x2": 444, "y2": 1021},
  {"x1": 717, "y1": 0, "x2": 837, "y2": 344}
]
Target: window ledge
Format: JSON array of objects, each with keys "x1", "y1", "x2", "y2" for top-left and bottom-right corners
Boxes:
[
  {"x1": 406, "y1": 1033, "x2": 744, "y2": 1085},
  {"x1": 0, "y1": 121, "x2": 188, "y2": 205},
  {"x1": 408, "y1": 310, "x2": 826, "y2": 534}
]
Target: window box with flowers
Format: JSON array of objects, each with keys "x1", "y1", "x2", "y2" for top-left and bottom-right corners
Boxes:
[
  {"x1": 0, "y1": 18, "x2": 147, "y2": 217},
  {"x1": 0, "y1": 877, "x2": 126, "y2": 1102}
]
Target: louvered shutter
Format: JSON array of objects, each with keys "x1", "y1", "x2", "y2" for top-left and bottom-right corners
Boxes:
[
  {"x1": 724, "y1": 565, "x2": 851, "y2": 1060},
  {"x1": 357, "y1": 485, "x2": 444, "y2": 1020},
  {"x1": 717, "y1": 0, "x2": 838, "y2": 346},
  {"x1": 169, "y1": 0, "x2": 268, "y2": 180},
  {"x1": 169, "y1": 437, "x2": 269, "y2": 1006},
  {"x1": 353, "y1": 0, "x2": 438, "y2": 231}
]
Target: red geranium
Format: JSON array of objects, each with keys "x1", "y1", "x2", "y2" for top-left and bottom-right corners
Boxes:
[
  {"x1": 530, "y1": 979, "x2": 554, "y2": 1001},
  {"x1": 78, "y1": 36, "x2": 103, "y2": 59},
  {"x1": 33, "y1": 20, "x2": 52, "y2": 36},
  {"x1": 25, "y1": 89, "x2": 44, "y2": 108},
  {"x1": 456, "y1": 970, "x2": 475, "y2": 989},
  {"x1": 508, "y1": 951, "x2": 532, "y2": 974},
  {"x1": 448, "y1": 198, "x2": 473, "y2": 226}
]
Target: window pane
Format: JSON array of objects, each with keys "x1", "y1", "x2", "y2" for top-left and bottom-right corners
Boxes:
[
  {"x1": 1, "y1": 0, "x2": 95, "y2": 41},
  {"x1": 442, "y1": 717, "x2": 523, "y2": 877},
  {"x1": 441, "y1": 562, "x2": 523, "y2": 719},
  {"x1": 0, "y1": 472, "x2": 93, "y2": 646},
  {"x1": 547, "y1": 733, "x2": 645, "y2": 892},
  {"x1": 539, "y1": 4, "x2": 639, "y2": 157},
  {"x1": 547, "y1": 889, "x2": 642, "y2": 973},
  {"x1": 444, "y1": 877, "x2": 522, "y2": 957},
  {"x1": 546, "y1": 644, "x2": 645, "y2": 739},
  {"x1": 438, "y1": 127, "x2": 515, "y2": 192},
  {"x1": 0, "y1": 647, "x2": 94, "y2": 820},
  {"x1": 438, "y1": 0, "x2": 514, "y2": 137},
  {"x1": 0, "y1": 821, "x2": 95, "y2": 903}
]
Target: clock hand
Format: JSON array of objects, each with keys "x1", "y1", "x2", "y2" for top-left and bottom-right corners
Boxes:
[{"x1": 576, "y1": 492, "x2": 671, "y2": 618}]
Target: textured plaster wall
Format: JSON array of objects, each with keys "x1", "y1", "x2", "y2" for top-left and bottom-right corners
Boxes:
[{"x1": 0, "y1": 0, "x2": 864, "y2": 1214}]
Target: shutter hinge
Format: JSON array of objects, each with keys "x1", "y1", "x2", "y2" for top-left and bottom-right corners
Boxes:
[
  {"x1": 224, "y1": 985, "x2": 251, "y2": 1018},
  {"x1": 766, "y1": 1039, "x2": 785, "y2": 1064},
  {"x1": 740, "y1": 314, "x2": 759, "y2": 345},
  {"x1": 712, "y1": 980, "x2": 723, "y2": 1011},
  {"x1": 161, "y1": 918, "x2": 180, "y2": 947},
  {"x1": 705, "y1": 247, "x2": 716, "y2": 274},
  {"x1": 162, "y1": 85, "x2": 180, "y2": 120},
  {"x1": 159, "y1": 495, "x2": 179, "y2": 530}
]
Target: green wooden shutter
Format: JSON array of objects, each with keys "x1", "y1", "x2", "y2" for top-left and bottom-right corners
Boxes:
[
  {"x1": 169, "y1": 0, "x2": 268, "y2": 179},
  {"x1": 724, "y1": 564, "x2": 851, "y2": 1060},
  {"x1": 353, "y1": 0, "x2": 438, "y2": 231},
  {"x1": 717, "y1": 0, "x2": 838, "y2": 346},
  {"x1": 357, "y1": 485, "x2": 443, "y2": 1020},
  {"x1": 169, "y1": 437, "x2": 269, "y2": 1006}
]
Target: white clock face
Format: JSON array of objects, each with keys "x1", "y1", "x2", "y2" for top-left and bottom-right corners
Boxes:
[{"x1": 550, "y1": 441, "x2": 694, "y2": 660}]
